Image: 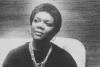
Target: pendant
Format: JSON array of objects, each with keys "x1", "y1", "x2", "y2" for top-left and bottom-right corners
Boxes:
[{"x1": 36, "y1": 63, "x2": 42, "y2": 67}]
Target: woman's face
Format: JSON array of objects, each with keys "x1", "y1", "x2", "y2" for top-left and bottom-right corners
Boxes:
[{"x1": 31, "y1": 11, "x2": 55, "y2": 41}]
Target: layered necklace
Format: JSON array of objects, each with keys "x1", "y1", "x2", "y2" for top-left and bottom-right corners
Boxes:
[{"x1": 28, "y1": 41, "x2": 52, "y2": 67}]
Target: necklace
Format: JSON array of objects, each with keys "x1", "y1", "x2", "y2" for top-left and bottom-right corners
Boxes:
[{"x1": 28, "y1": 41, "x2": 52, "y2": 67}]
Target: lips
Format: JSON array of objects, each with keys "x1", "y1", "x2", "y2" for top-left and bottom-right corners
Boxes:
[{"x1": 35, "y1": 31, "x2": 44, "y2": 36}]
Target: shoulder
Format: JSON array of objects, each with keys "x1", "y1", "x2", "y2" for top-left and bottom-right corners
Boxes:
[
  {"x1": 5, "y1": 42, "x2": 30, "y2": 59},
  {"x1": 2, "y1": 42, "x2": 30, "y2": 67},
  {"x1": 11, "y1": 42, "x2": 29, "y2": 53},
  {"x1": 52, "y1": 43, "x2": 77, "y2": 67},
  {"x1": 52, "y1": 43, "x2": 74, "y2": 60},
  {"x1": 52, "y1": 43, "x2": 72, "y2": 56}
]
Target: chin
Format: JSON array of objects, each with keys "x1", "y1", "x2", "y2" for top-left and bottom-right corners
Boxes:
[
  {"x1": 34, "y1": 36, "x2": 42, "y2": 40},
  {"x1": 33, "y1": 36, "x2": 50, "y2": 41},
  {"x1": 33, "y1": 36, "x2": 44, "y2": 40}
]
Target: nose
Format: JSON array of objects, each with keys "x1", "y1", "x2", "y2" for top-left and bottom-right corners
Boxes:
[{"x1": 37, "y1": 21, "x2": 45, "y2": 30}]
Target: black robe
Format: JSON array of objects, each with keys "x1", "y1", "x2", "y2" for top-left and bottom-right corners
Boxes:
[{"x1": 2, "y1": 42, "x2": 77, "y2": 67}]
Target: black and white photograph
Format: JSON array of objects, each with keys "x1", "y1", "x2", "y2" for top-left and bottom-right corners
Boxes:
[{"x1": 0, "y1": 0, "x2": 99, "y2": 67}]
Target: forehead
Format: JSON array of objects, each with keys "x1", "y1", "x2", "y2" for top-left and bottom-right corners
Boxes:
[{"x1": 34, "y1": 12, "x2": 54, "y2": 21}]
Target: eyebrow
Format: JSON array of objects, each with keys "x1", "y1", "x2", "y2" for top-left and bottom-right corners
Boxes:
[
  {"x1": 44, "y1": 20, "x2": 50, "y2": 22},
  {"x1": 35, "y1": 17, "x2": 51, "y2": 22},
  {"x1": 34, "y1": 17, "x2": 41, "y2": 20}
]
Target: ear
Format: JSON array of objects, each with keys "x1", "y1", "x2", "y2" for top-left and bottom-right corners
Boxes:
[
  {"x1": 51, "y1": 37, "x2": 56, "y2": 41},
  {"x1": 28, "y1": 25, "x2": 31, "y2": 35}
]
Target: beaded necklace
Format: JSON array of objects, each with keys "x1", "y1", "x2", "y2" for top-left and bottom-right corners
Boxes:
[{"x1": 28, "y1": 42, "x2": 52, "y2": 67}]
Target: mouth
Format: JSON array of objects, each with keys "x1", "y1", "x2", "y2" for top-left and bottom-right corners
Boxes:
[{"x1": 35, "y1": 31, "x2": 44, "y2": 36}]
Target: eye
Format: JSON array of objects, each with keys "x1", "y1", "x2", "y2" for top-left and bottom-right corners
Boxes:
[
  {"x1": 33, "y1": 18, "x2": 41, "y2": 23},
  {"x1": 45, "y1": 22, "x2": 53, "y2": 27},
  {"x1": 33, "y1": 19, "x2": 38, "y2": 23},
  {"x1": 44, "y1": 20, "x2": 54, "y2": 27}
]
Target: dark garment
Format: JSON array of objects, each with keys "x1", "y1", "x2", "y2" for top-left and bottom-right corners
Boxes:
[
  {"x1": 34, "y1": 49, "x2": 49, "y2": 63},
  {"x1": 2, "y1": 42, "x2": 77, "y2": 67}
]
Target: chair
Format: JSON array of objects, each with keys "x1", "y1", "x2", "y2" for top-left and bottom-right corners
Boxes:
[
  {"x1": 0, "y1": 37, "x2": 86, "y2": 67},
  {"x1": 51, "y1": 37, "x2": 86, "y2": 67}
]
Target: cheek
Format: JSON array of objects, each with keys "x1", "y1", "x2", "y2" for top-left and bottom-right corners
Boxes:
[
  {"x1": 31, "y1": 24, "x2": 36, "y2": 34},
  {"x1": 31, "y1": 22, "x2": 36, "y2": 30},
  {"x1": 46, "y1": 27, "x2": 54, "y2": 35}
]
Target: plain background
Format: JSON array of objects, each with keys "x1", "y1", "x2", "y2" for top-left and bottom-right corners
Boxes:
[{"x1": 0, "y1": 0, "x2": 100, "y2": 67}]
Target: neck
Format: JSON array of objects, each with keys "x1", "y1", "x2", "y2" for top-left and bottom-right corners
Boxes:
[{"x1": 32, "y1": 39, "x2": 51, "y2": 51}]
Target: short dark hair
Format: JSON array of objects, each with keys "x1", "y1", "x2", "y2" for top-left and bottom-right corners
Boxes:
[{"x1": 30, "y1": 3, "x2": 62, "y2": 33}]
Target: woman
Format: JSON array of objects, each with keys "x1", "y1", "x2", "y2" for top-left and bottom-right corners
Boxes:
[{"x1": 2, "y1": 3, "x2": 77, "y2": 67}]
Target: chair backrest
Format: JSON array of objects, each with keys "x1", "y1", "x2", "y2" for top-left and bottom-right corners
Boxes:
[
  {"x1": 0, "y1": 37, "x2": 86, "y2": 67},
  {"x1": 51, "y1": 37, "x2": 86, "y2": 67}
]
